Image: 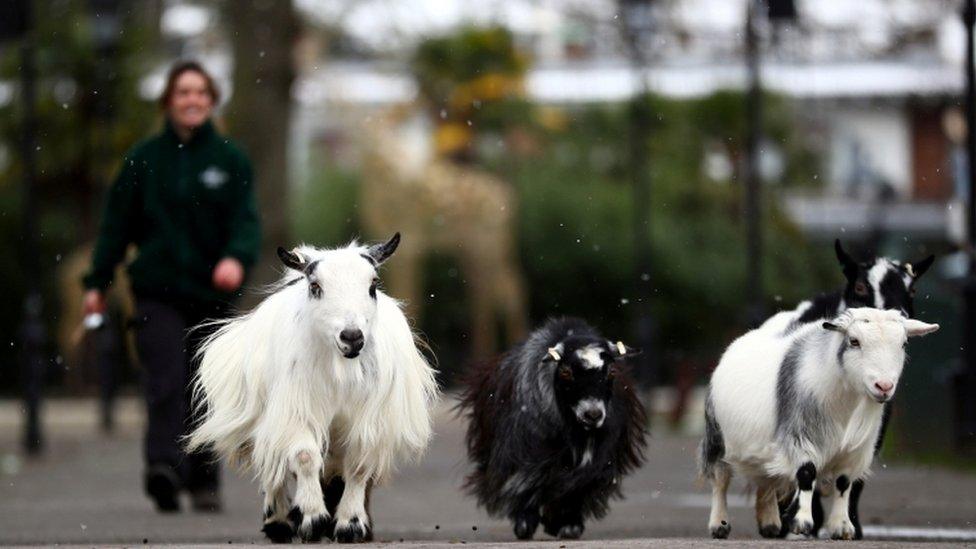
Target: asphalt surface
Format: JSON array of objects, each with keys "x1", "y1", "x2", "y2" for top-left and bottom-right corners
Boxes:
[{"x1": 1, "y1": 396, "x2": 975, "y2": 547}]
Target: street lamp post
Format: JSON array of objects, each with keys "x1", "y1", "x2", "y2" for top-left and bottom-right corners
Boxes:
[
  {"x1": 959, "y1": 0, "x2": 976, "y2": 453},
  {"x1": 618, "y1": 0, "x2": 658, "y2": 393},
  {"x1": 744, "y1": 0, "x2": 764, "y2": 327},
  {"x1": 89, "y1": 0, "x2": 122, "y2": 433},
  {"x1": 15, "y1": 0, "x2": 45, "y2": 455},
  {"x1": 743, "y1": 0, "x2": 796, "y2": 328}
]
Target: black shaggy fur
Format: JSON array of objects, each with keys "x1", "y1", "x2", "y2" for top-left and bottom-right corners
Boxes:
[{"x1": 459, "y1": 317, "x2": 647, "y2": 540}]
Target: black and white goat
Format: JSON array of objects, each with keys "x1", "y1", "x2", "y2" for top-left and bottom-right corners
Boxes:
[
  {"x1": 187, "y1": 234, "x2": 439, "y2": 543},
  {"x1": 700, "y1": 308, "x2": 938, "y2": 540},
  {"x1": 759, "y1": 239, "x2": 934, "y2": 538},
  {"x1": 459, "y1": 317, "x2": 646, "y2": 540},
  {"x1": 766, "y1": 240, "x2": 934, "y2": 335}
]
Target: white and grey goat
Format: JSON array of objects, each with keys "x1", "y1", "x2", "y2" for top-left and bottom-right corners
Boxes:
[{"x1": 699, "y1": 308, "x2": 938, "y2": 540}]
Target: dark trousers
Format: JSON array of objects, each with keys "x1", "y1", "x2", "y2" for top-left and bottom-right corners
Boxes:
[{"x1": 132, "y1": 298, "x2": 227, "y2": 492}]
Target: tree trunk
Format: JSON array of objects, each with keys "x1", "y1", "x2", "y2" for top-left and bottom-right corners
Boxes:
[{"x1": 224, "y1": 0, "x2": 298, "y2": 287}]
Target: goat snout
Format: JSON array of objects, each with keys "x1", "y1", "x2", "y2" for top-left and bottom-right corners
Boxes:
[
  {"x1": 873, "y1": 380, "x2": 894, "y2": 400},
  {"x1": 869, "y1": 380, "x2": 895, "y2": 402},
  {"x1": 574, "y1": 399, "x2": 606, "y2": 429},
  {"x1": 338, "y1": 328, "x2": 365, "y2": 358}
]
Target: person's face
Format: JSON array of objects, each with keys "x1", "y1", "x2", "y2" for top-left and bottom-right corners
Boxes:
[{"x1": 168, "y1": 71, "x2": 214, "y2": 130}]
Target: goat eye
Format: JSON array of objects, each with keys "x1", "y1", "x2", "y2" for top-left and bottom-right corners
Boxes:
[
  {"x1": 309, "y1": 280, "x2": 322, "y2": 298},
  {"x1": 607, "y1": 366, "x2": 617, "y2": 379},
  {"x1": 849, "y1": 338, "x2": 860, "y2": 348},
  {"x1": 558, "y1": 365, "x2": 573, "y2": 380},
  {"x1": 854, "y1": 282, "x2": 868, "y2": 296}
]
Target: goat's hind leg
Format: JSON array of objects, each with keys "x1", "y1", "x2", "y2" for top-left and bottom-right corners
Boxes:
[
  {"x1": 754, "y1": 481, "x2": 781, "y2": 538},
  {"x1": 261, "y1": 483, "x2": 294, "y2": 543},
  {"x1": 288, "y1": 443, "x2": 331, "y2": 542},
  {"x1": 708, "y1": 464, "x2": 732, "y2": 539}
]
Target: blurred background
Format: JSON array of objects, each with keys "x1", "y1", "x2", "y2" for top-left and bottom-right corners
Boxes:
[{"x1": 1, "y1": 0, "x2": 974, "y2": 472}]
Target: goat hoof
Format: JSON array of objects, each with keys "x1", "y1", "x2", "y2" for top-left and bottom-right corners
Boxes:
[
  {"x1": 790, "y1": 518, "x2": 814, "y2": 537},
  {"x1": 758, "y1": 523, "x2": 781, "y2": 538},
  {"x1": 827, "y1": 520, "x2": 856, "y2": 540},
  {"x1": 334, "y1": 516, "x2": 368, "y2": 543},
  {"x1": 262, "y1": 520, "x2": 295, "y2": 544},
  {"x1": 710, "y1": 521, "x2": 731, "y2": 539},
  {"x1": 557, "y1": 524, "x2": 583, "y2": 539},
  {"x1": 297, "y1": 511, "x2": 331, "y2": 542},
  {"x1": 514, "y1": 515, "x2": 539, "y2": 540}
]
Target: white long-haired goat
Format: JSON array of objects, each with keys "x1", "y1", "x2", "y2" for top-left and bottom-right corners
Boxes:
[
  {"x1": 699, "y1": 308, "x2": 938, "y2": 540},
  {"x1": 186, "y1": 233, "x2": 439, "y2": 543}
]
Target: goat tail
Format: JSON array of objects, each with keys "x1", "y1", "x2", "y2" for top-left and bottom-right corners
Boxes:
[
  {"x1": 698, "y1": 388, "x2": 726, "y2": 482},
  {"x1": 184, "y1": 310, "x2": 264, "y2": 470}
]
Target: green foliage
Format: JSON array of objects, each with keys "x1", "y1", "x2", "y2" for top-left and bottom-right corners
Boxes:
[
  {"x1": 502, "y1": 96, "x2": 834, "y2": 365},
  {"x1": 292, "y1": 163, "x2": 361, "y2": 246},
  {"x1": 411, "y1": 26, "x2": 527, "y2": 107},
  {"x1": 411, "y1": 26, "x2": 535, "y2": 154},
  {"x1": 0, "y1": 0, "x2": 159, "y2": 393}
]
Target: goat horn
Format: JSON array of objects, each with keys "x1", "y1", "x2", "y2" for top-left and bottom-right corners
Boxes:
[
  {"x1": 291, "y1": 248, "x2": 307, "y2": 264},
  {"x1": 547, "y1": 347, "x2": 562, "y2": 361},
  {"x1": 616, "y1": 341, "x2": 627, "y2": 355},
  {"x1": 905, "y1": 263, "x2": 916, "y2": 278}
]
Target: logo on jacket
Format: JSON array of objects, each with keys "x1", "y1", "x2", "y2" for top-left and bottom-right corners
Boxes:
[{"x1": 200, "y1": 166, "x2": 229, "y2": 189}]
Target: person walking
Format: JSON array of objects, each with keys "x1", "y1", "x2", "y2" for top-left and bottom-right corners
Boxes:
[{"x1": 81, "y1": 60, "x2": 260, "y2": 513}]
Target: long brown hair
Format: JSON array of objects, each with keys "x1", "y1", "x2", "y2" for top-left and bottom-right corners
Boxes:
[{"x1": 158, "y1": 60, "x2": 221, "y2": 110}]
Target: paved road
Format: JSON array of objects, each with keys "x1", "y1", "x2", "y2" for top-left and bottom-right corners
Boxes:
[{"x1": 1, "y1": 397, "x2": 975, "y2": 546}]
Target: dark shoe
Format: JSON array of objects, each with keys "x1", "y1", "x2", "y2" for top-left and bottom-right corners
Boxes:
[
  {"x1": 191, "y1": 488, "x2": 223, "y2": 513},
  {"x1": 145, "y1": 465, "x2": 181, "y2": 513}
]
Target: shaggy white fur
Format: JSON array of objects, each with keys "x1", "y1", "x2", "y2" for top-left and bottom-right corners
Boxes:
[{"x1": 186, "y1": 238, "x2": 438, "y2": 542}]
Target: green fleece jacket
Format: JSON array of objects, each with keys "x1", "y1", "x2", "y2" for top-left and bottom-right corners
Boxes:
[{"x1": 83, "y1": 120, "x2": 261, "y2": 305}]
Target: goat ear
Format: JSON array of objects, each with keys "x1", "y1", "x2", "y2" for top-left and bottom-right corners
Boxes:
[
  {"x1": 277, "y1": 246, "x2": 307, "y2": 271},
  {"x1": 835, "y1": 239, "x2": 859, "y2": 281},
  {"x1": 822, "y1": 321, "x2": 844, "y2": 332},
  {"x1": 904, "y1": 319, "x2": 939, "y2": 337},
  {"x1": 367, "y1": 232, "x2": 401, "y2": 266},
  {"x1": 608, "y1": 340, "x2": 641, "y2": 358},
  {"x1": 907, "y1": 255, "x2": 935, "y2": 279}
]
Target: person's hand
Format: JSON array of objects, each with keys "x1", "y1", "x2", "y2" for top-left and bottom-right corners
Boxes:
[
  {"x1": 213, "y1": 257, "x2": 244, "y2": 292},
  {"x1": 83, "y1": 290, "x2": 106, "y2": 316}
]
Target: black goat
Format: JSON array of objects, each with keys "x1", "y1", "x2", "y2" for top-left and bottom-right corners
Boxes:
[{"x1": 459, "y1": 317, "x2": 646, "y2": 540}]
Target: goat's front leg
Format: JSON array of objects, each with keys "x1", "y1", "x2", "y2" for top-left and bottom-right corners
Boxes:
[
  {"x1": 790, "y1": 462, "x2": 817, "y2": 536},
  {"x1": 824, "y1": 475, "x2": 856, "y2": 540},
  {"x1": 288, "y1": 438, "x2": 331, "y2": 542},
  {"x1": 541, "y1": 498, "x2": 585, "y2": 540},
  {"x1": 261, "y1": 481, "x2": 294, "y2": 543},
  {"x1": 512, "y1": 504, "x2": 540, "y2": 540},
  {"x1": 332, "y1": 469, "x2": 372, "y2": 543}
]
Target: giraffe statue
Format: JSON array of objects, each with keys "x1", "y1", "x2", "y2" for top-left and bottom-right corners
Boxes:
[{"x1": 359, "y1": 107, "x2": 528, "y2": 360}]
